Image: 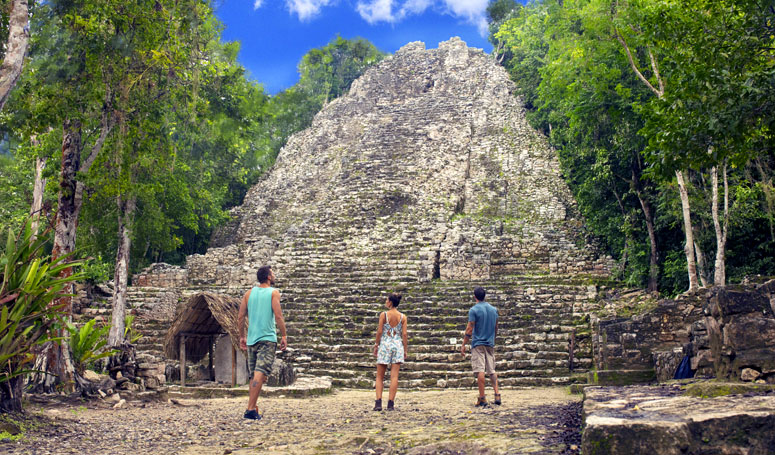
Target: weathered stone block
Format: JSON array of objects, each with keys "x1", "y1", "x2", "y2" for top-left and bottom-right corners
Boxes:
[{"x1": 267, "y1": 358, "x2": 296, "y2": 387}]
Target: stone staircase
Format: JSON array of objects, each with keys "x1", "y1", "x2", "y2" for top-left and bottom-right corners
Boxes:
[
  {"x1": 278, "y1": 274, "x2": 598, "y2": 388},
  {"x1": 122, "y1": 269, "x2": 602, "y2": 389}
]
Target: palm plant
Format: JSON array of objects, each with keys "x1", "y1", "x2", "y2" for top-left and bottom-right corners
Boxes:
[
  {"x1": 67, "y1": 318, "x2": 116, "y2": 375},
  {"x1": 0, "y1": 220, "x2": 82, "y2": 412}
]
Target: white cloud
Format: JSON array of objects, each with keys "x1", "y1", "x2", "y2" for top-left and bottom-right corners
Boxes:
[
  {"x1": 253, "y1": 0, "x2": 263, "y2": 9},
  {"x1": 397, "y1": 0, "x2": 433, "y2": 17},
  {"x1": 441, "y1": 0, "x2": 489, "y2": 35},
  {"x1": 286, "y1": 0, "x2": 333, "y2": 21},
  {"x1": 354, "y1": 0, "x2": 489, "y2": 35},
  {"x1": 357, "y1": 0, "x2": 397, "y2": 23}
]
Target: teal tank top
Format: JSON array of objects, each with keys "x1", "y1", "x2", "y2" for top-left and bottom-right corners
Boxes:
[{"x1": 247, "y1": 286, "x2": 277, "y2": 345}]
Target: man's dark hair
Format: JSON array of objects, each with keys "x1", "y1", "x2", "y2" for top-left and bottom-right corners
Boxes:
[
  {"x1": 388, "y1": 293, "x2": 402, "y2": 307},
  {"x1": 256, "y1": 265, "x2": 272, "y2": 284},
  {"x1": 474, "y1": 287, "x2": 486, "y2": 301}
]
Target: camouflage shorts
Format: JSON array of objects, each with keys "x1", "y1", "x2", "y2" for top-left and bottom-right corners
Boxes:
[{"x1": 247, "y1": 341, "x2": 276, "y2": 376}]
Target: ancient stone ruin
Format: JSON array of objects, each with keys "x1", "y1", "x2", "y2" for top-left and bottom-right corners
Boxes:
[
  {"x1": 125, "y1": 37, "x2": 615, "y2": 388},
  {"x1": 72, "y1": 38, "x2": 775, "y2": 454}
]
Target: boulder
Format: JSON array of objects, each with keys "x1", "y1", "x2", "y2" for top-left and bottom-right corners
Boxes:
[
  {"x1": 741, "y1": 368, "x2": 762, "y2": 382},
  {"x1": 82, "y1": 370, "x2": 102, "y2": 382},
  {"x1": 165, "y1": 364, "x2": 179, "y2": 382},
  {"x1": 0, "y1": 421, "x2": 21, "y2": 436},
  {"x1": 267, "y1": 358, "x2": 296, "y2": 387},
  {"x1": 98, "y1": 376, "x2": 117, "y2": 392}
]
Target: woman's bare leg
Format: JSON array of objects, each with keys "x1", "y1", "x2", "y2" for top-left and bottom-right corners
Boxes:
[
  {"x1": 388, "y1": 363, "x2": 401, "y2": 401},
  {"x1": 376, "y1": 364, "x2": 387, "y2": 399}
]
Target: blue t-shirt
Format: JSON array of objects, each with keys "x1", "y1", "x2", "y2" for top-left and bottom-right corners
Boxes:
[
  {"x1": 247, "y1": 286, "x2": 277, "y2": 345},
  {"x1": 468, "y1": 301, "x2": 498, "y2": 348}
]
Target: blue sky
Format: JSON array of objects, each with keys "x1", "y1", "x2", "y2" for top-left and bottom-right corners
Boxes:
[{"x1": 214, "y1": 0, "x2": 513, "y2": 94}]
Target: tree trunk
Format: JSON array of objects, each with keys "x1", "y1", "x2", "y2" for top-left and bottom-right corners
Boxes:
[
  {"x1": 28, "y1": 119, "x2": 82, "y2": 393},
  {"x1": 0, "y1": 375, "x2": 23, "y2": 413},
  {"x1": 29, "y1": 155, "x2": 47, "y2": 236},
  {"x1": 694, "y1": 241, "x2": 709, "y2": 287},
  {"x1": 711, "y1": 163, "x2": 729, "y2": 286},
  {"x1": 0, "y1": 0, "x2": 30, "y2": 112},
  {"x1": 676, "y1": 170, "x2": 699, "y2": 291},
  {"x1": 611, "y1": 187, "x2": 630, "y2": 272},
  {"x1": 632, "y1": 169, "x2": 658, "y2": 294},
  {"x1": 108, "y1": 195, "x2": 137, "y2": 347}
]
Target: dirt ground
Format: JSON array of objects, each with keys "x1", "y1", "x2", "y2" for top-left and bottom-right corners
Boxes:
[{"x1": 1, "y1": 388, "x2": 582, "y2": 455}]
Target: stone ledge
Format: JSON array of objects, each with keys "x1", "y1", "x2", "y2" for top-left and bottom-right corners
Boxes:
[
  {"x1": 589, "y1": 369, "x2": 656, "y2": 386},
  {"x1": 167, "y1": 376, "x2": 332, "y2": 399},
  {"x1": 582, "y1": 384, "x2": 775, "y2": 455}
]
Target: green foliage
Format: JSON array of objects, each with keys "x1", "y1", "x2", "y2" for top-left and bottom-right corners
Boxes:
[
  {"x1": 0, "y1": 153, "x2": 31, "y2": 235},
  {"x1": 66, "y1": 318, "x2": 115, "y2": 375},
  {"x1": 0, "y1": 219, "x2": 83, "y2": 385},
  {"x1": 81, "y1": 256, "x2": 112, "y2": 285},
  {"x1": 123, "y1": 314, "x2": 141, "y2": 344},
  {"x1": 297, "y1": 36, "x2": 385, "y2": 106},
  {"x1": 492, "y1": 0, "x2": 775, "y2": 295},
  {"x1": 1, "y1": 6, "x2": 386, "y2": 277}
]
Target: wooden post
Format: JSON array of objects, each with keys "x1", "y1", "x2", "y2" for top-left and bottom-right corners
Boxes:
[
  {"x1": 180, "y1": 335, "x2": 187, "y2": 387},
  {"x1": 208, "y1": 336, "x2": 214, "y2": 381},
  {"x1": 231, "y1": 345, "x2": 237, "y2": 387}
]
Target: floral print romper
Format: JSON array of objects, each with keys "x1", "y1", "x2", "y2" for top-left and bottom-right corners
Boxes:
[{"x1": 377, "y1": 312, "x2": 405, "y2": 365}]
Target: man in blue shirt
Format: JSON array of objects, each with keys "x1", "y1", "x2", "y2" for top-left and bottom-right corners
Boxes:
[{"x1": 460, "y1": 287, "x2": 500, "y2": 407}]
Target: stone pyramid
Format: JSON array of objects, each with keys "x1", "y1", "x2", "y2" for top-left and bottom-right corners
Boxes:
[
  {"x1": 187, "y1": 37, "x2": 612, "y2": 287},
  {"x1": 129, "y1": 38, "x2": 615, "y2": 388}
]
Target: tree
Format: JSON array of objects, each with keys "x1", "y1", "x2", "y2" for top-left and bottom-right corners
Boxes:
[
  {"x1": 297, "y1": 36, "x2": 384, "y2": 107},
  {"x1": 496, "y1": 0, "x2": 662, "y2": 292},
  {"x1": 0, "y1": 0, "x2": 31, "y2": 111},
  {"x1": 492, "y1": 0, "x2": 775, "y2": 295}
]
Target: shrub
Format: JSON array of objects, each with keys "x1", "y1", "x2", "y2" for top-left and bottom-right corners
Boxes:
[{"x1": 0, "y1": 220, "x2": 82, "y2": 412}]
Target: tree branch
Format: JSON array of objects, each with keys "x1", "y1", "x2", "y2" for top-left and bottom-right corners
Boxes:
[
  {"x1": 615, "y1": 29, "x2": 664, "y2": 98},
  {"x1": 81, "y1": 85, "x2": 114, "y2": 175},
  {"x1": 648, "y1": 48, "x2": 665, "y2": 96}
]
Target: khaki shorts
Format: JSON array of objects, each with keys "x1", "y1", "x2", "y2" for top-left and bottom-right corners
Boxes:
[{"x1": 471, "y1": 345, "x2": 495, "y2": 375}]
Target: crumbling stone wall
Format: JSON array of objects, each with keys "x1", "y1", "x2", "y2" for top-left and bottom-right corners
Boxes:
[
  {"x1": 133, "y1": 263, "x2": 187, "y2": 288},
  {"x1": 594, "y1": 280, "x2": 775, "y2": 383}
]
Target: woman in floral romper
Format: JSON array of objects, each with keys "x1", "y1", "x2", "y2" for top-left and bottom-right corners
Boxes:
[{"x1": 372, "y1": 293, "x2": 408, "y2": 411}]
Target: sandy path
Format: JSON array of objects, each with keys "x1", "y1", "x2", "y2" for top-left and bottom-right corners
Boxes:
[{"x1": 2, "y1": 388, "x2": 581, "y2": 455}]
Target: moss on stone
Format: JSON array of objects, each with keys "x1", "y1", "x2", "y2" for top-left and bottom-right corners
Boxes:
[{"x1": 682, "y1": 381, "x2": 775, "y2": 398}]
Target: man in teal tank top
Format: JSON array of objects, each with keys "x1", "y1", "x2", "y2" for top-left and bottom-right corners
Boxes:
[{"x1": 238, "y1": 265, "x2": 287, "y2": 420}]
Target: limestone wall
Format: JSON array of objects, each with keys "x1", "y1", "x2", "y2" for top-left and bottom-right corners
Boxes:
[
  {"x1": 594, "y1": 280, "x2": 775, "y2": 383},
  {"x1": 133, "y1": 263, "x2": 188, "y2": 289}
]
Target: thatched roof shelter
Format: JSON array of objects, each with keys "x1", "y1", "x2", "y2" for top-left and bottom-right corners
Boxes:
[{"x1": 163, "y1": 292, "x2": 245, "y2": 363}]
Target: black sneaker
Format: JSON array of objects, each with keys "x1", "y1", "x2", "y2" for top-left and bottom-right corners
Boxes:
[
  {"x1": 387, "y1": 400, "x2": 395, "y2": 411},
  {"x1": 243, "y1": 409, "x2": 262, "y2": 420},
  {"x1": 373, "y1": 399, "x2": 382, "y2": 411},
  {"x1": 475, "y1": 396, "x2": 488, "y2": 407},
  {"x1": 494, "y1": 394, "x2": 502, "y2": 406}
]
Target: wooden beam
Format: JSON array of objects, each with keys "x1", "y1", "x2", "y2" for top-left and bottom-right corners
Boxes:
[
  {"x1": 231, "y1": 345, "x2": 237, "y2": 387},
  {"x1": 180, "y1": 335, "x2": 187, "y2": 387},
  {"x1": 208, "y1": 336, "x2": 214, "y2": 381},
  {"x1": 180, "y1": 331, "x2": 224, "y2": 338}
]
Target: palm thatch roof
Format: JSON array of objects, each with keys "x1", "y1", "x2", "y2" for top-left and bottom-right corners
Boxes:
[{"x1": 163, "y1": 292, "x2": 245, "y2": 363}]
